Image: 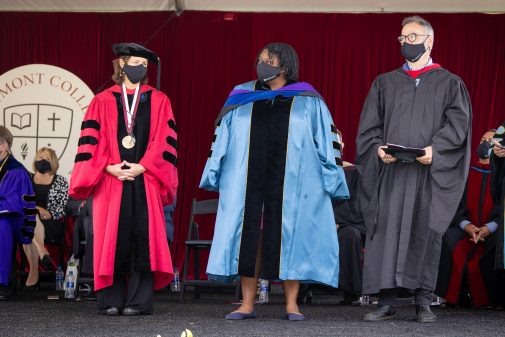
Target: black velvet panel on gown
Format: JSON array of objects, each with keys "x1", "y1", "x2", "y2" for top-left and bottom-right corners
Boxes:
[{"x1": 113, "y1": 90, "x2": 151, "y2": 273}]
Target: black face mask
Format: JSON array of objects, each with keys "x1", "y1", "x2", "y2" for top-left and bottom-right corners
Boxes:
[
  {"x1": 477, "y1": 141, "x2": 492, "y2": 159},
  {"x1": 256, "y1": 62, "x2": 282, "y2": 83},
  {"x1": 401, "y1": 42, "x2": 428, "y2": 63},
  {"x1": 35, "y1": 159, "x2": 52, "y2": 173},
  {"x1": 122, "y1": 64, "x2": 147, "y2": 84}
]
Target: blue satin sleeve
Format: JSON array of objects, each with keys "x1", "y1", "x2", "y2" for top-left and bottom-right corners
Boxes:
[
  {"x1": 199, "y1": 112, "x2": 232, "y2": 191},
  {"x1": 311, "y1": 98, "x2": 349, "y2": 199}
]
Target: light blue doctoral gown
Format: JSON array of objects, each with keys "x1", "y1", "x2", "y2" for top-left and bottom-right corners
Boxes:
[{"x1": 200, "y1": 81, "x2": 349, "y2": 287}]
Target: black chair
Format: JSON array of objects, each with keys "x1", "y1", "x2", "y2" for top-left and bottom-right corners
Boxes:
[
  {"x1": 72, "y1": 198, "x2": 95, "y2": 300},
  {"x1": 180, "y1": 198, "x2": 239, "y2": 301},
  {"x1": 9, "y1": 243, "x2": 17, "y2": 297}
]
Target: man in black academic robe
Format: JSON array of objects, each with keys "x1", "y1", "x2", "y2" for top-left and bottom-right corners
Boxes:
[
  {"x1": 435, "y1": 129, "x2": 503, "y2": 308},
  {"x1": 356, "y1": 16, "x2": 472, "y2": 322},
  {"x1": 333, "y1": 131, "x2": 366, "y2": 304}
]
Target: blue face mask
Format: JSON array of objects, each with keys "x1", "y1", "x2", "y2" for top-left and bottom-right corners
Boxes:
[
  {"x1": 123, "y1": 64, "x2": 147, "y2": 84},
  {"x1": 477, "y1": 140, "x2": 492, "y2": 159}
]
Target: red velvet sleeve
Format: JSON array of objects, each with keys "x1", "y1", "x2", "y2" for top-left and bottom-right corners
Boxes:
[
  {"x1": 139, "y1": 92, "x2": 178, "y2": 206},
  {"x1": 69, "y1": 94, "x2": 114, "y2": 200}
]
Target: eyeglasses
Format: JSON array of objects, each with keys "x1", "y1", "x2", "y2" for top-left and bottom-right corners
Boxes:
[{"x1": 397, "y1": 33, "x2": 430, "y2": 44}]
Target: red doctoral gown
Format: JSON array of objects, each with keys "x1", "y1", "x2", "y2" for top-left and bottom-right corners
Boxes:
[{"x1": 69, "y1": 84, "x2": 177, "y2": 290}]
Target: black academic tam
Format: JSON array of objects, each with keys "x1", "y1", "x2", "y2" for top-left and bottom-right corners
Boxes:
[{"x1": 112, "y1": 42, "x2": 159, "y2": 64}]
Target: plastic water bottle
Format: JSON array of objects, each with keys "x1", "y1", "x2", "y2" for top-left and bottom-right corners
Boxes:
[
  {"x1": 55, "y1": 266, "x2": 64, "y2": 291},
  {"x1": 171, "y1": 268, "x2": 180, "y2": 292},
  {"x1": 65, "y1": 271, "x2": 75, "y2": 299},
  {"x1": 258, "y1": 279, "x2": 269, "y2": 303}
]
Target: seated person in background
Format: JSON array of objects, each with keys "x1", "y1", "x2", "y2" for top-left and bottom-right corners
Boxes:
[
  {"x1": 435, "y1": 129, "x2": 501, "y2": 307},
  {"x1": 23, "y1": 147, "x2": 69, "y2": 289},
  {"x1": 487, "y1": 123, "x2": 505, "y2": 307},
  {"x1": 0, "y1": 126, "x2": 36, "y2": 300},
  {"x1": 164, "y1": 197, "x2": 176, "y2": 245},
  {"x1": 333, "y1": 130, "x2": 366, "y2": 305}
]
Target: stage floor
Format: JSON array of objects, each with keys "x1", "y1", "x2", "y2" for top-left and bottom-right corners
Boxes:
[{"x1": 1, "y1": 283, "x2": 504, "y2": 337}]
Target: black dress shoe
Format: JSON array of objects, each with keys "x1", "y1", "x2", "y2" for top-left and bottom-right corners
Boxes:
[
  {"x1": 363, "y1": 305, "x2": 396, "y2": 321},
  {"x1": 105, "y1": 306, "x2": 119, "y2": 316},
  {"x1": 416, "y1": 305, "x2": 437, "y2": 323},
  {"x1": 122, "y1": 307, "x2": 141, "y2": 316}
]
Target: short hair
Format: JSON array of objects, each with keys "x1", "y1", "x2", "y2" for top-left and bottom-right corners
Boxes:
[
  {"x1": 0, "y1": 125, "x2": 13, "y2": 149},
  {"x1": 402, "y1": 15, "x2": 434, "y2": 39},
  {"x1": 32, "y1": 147, "x2": 59, "y2": 175},
  {"x1": 257, "y1": 42, "x2": 299, "y2": 82}
]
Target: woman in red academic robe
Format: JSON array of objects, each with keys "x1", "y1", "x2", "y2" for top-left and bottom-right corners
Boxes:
[{"x1": 69, "y1": 43, "x2": 178, "y2": 316}]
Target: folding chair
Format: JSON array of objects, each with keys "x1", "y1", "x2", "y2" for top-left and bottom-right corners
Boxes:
[{"x1": 180, "y1": 198, "x2": 239, "y2": 301}]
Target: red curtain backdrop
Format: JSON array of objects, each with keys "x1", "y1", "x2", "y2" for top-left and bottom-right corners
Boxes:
[{"x1": 1, "y1": 11, "x2": 505, "y2": 277}]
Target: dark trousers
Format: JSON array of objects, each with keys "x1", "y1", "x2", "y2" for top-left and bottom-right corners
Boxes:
[
  {"x1": 378, "y1": 287, "x2": 433, "y2": 306},
  {"x1": 98, "y1": 265, "x2": 154, "y2": 314},
  {"x1": 338, "y1": 225, "x2": 365, "y2": 295}
]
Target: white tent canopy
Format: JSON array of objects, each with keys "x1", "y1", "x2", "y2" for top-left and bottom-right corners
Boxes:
[{"x1": 1, "y1": 0, "x2": 505, "y2": 13}]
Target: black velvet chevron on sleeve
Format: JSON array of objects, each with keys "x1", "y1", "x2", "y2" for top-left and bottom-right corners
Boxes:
[
  {"x1": 168, "y1": 119, "x2": 178, "y2": 132},
  {"x1": 23, "y1": 207, "x2": 38, "y2": 216},
  {"x1": 166, "y1": 136, "x2": 178, "y2": 149},
  {"x1": 163, "y1": 151, "x2": 177, "y2": 166},
  {"x1": 81, "y1": 120, "x2": 100, "y2": 130},
  {"x1": 22, "y1": 194, "x2": 36, "y2": 202},
  {"x1": 78, "y1": 136, "x2": 98, "y2": 146},
  {"x1": 75, "y1": 153, "x2": 93, "y2": 163}
]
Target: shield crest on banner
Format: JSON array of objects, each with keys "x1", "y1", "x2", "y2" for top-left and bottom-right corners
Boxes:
[
  {"x1": 4, "y1": 104, "x2": 73, "y2": 162},
  {"x1": 0, "y1": 64, "x2": 94, "y2": 178}
]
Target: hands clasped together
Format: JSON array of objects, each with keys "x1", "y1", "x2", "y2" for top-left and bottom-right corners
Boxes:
[
  {"x1": 464, "y1": 223, "x2": 491, "y2": 244},
  {"x1": 106, "y1": 161, "x2": 145, "y2": 181}
]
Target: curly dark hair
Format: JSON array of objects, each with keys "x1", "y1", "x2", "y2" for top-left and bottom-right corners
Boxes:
[{"x1": 256, "y1": 42, "x2": 299, "y2": 81}]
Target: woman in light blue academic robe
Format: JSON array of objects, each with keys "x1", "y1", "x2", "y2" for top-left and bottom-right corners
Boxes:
[{"x1": 200, "y1": 43, "x2": 349, "y2": 320}]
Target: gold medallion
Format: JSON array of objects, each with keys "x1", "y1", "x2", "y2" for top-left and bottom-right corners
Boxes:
[{"x1": 121, "y1": 135, "x2": 136, "y2": 149}]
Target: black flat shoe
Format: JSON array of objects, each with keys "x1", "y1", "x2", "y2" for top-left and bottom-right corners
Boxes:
[
  {"x1": 40, "y1": 255, "x2": 55, "y2": 270},
  {"x1": 363, "y1": 305, "x2": 396, "y2": 321},
  {"x1": 122, "y1": 307, "x2": 141, "y2": 316},
  {"x1": 23, "y1": 281, "x2": 40, "y2": 291},
  {"x1": 105, "y1": 306, "x2": 119, "y2": 316},
  {"x1": 416, "y1": 305, "x2": 437, "y2": 323}
]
